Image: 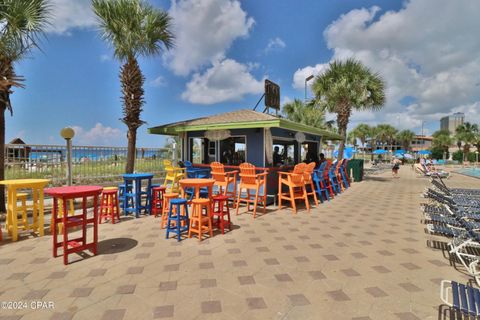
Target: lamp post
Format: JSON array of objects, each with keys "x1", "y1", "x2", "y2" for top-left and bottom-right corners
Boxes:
[
  {"x1": 476, "y1": 151, "x2": 479, "y2": 168},
  {"x1": 421, "y1": 120, "x2": 426, "y2": 137},
  {"x1": 60, "y1": 127, "x2": 75, "y2": 186},
  {"x1": 305, "y1": 75, "x2": 314, "y2": 101}
]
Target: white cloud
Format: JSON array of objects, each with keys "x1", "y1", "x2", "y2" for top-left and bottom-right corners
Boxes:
[
  {"x1": 167, "y1": 0, "x2": 254, "y2": 76},
  {"x1": 47, "y1": 0, "x2": 96, "y2": 34},
  {"x1": 150, "y1": 76, "x2": 167, "y2": 87},
  {"x1": 292, "y1": 64, "x2": 328, "y2": 90},
  {"x1": 70, "y1": 123, "x2": 124, "y2": 146},
  {"x1": 264, "y1": 37, "x2": 286, "y2": 53},
  {"x1": 99, "y1": 54, "x2": 110, "y2": 62},
  {"x1": 294, "y1": 0, "x2": 480, "y2": 132},
  {"x1": 181, "y1": 59, "x2": 264, "y2": 104}
]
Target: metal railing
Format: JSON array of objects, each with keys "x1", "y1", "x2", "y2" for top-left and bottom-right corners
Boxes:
[{"x1": 5, "y1": 143, "x2": 172, "y2": 185}]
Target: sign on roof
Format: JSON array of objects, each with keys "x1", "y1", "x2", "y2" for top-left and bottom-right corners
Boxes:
[{"x1": 265, "y1": 79, "x2": 280, "y2": 110}]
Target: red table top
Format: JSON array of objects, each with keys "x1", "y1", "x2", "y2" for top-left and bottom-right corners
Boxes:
[{"x1": 45, "y1": 186, "x2": 103, "y2": 197}]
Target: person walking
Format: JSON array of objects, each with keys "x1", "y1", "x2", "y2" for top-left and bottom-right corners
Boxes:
[{"x1": 392, "y1": 157, "x2": 401, "y2": 178}]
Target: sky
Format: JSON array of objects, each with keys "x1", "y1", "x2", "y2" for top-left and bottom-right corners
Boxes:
[{"x1": 7, "y1": 0, "x2": 480, "y2": 147}]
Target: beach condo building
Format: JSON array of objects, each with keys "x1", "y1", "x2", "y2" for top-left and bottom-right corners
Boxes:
[{"x1": 440, "y1": 112, "x2": 465, "y2": 134}]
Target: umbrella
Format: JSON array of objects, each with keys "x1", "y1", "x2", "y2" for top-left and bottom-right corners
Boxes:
[
  {"x1": 394, "y1": 149, "x2": 406, "y2": 155},
  {"x1": 418, "y1": 150, "x2": 432, "y2": 155},
  {"x1": 333, "y1": 149, "x2": 354, "y2": 159},
  {"x1": 403, "y1": 153, "x2": 414, "y2": 159},
  {"x1": 373, "y1": 149, "x2": 388, "y2": 155}
]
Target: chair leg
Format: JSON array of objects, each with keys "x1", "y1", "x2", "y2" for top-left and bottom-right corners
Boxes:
[
  {"x1": 235, "y1": 188, "x2": 241, "y2": 215},
  {"x1": 310, "y1": 182, "x2": 319, "y2": 206},
  {"x1": 253, "y1": 189, "x2": 259, "y2": 219},
  {"x1": 289, "y1": 187, "x2": 296, "y2": 214},
  {"x1": 303, "y1": 186, "x2": 310, "y2": 212}
]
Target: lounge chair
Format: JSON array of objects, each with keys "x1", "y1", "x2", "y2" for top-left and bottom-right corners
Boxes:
[
  {"x1": 448, "y1": 237, "x2": 480, "y2": 286},
  {"x1": 440, "y1": 280, "x2": 480, "y2": 317}
]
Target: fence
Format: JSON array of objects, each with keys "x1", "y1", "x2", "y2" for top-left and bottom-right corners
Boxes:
[{"x1": 5, "y1": 143, "x2": 173, "y2": 185}]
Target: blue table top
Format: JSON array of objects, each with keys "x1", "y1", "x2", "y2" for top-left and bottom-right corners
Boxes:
[{"x1": 123, "y1": 173, "x2": 154, "y2": 179}]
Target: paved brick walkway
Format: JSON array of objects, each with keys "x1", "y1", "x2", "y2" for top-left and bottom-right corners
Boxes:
[{"x1": 0, "y1": 167, "x2": 478, "y2": 320}]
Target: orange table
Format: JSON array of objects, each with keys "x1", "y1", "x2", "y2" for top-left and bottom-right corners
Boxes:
[{"x1": 179, "y1": 178, "x2": 215, "y2": 202}]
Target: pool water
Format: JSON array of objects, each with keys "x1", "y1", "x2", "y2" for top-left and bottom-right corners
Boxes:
[{"x1": 457, "y1": 167, "x2": 480, "y2": 178}]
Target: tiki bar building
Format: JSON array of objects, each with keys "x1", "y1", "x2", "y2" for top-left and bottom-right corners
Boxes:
[{"x1": 148, "y1": 109, "x2": 341, "y2": 202}]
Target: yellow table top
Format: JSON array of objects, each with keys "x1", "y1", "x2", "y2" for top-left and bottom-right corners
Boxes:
[{"x1": 0, "y1": 179, "x2": 50, "y2": 187}]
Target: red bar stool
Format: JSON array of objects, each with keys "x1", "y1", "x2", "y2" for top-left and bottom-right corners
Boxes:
[
  {"x1": 99, "y1": 188, "x2": 121, "y2": 224},
  {"x1": 212, "y1": 195, "x2": 231, "y2": 234},
  {"x1": 188, "y1": 198, "x2": 213, "y2": 242},
  {"x1": 151, "y1": 186, "x2": 167, "y2": 217},
  {"x1": 161, "y1": 193, "x2": 179, "y2": 229}
]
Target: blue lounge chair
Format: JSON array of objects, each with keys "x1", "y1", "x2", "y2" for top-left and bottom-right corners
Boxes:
[{"x1": 440, "y1": 280, "x2": 480, "y2": 317}]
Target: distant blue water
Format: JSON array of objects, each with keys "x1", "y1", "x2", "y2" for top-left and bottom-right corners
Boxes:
[
  {"x1": 457, "y1": 168, "x2": 480, "y2": 178},
  {"x1": 28, "y1": 147, "x2": 163, "y2": 162}
]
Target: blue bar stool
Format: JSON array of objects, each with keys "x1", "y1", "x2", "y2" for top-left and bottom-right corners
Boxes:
[{"x1": 166, "y1": 198, "x2": 189, "y2": 242}]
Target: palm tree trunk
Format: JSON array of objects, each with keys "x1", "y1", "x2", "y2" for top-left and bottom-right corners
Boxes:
[
  {"x1": 126, "y1": 128, "x2": 137, "y2": 173},
  {"x1": 337, "y1": 125, "x2": 347, "y2": 160},
  {"x1": 120, "y1": 57, "x2": 145, "y2": 174}
]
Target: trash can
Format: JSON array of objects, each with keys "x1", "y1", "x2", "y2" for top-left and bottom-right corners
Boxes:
[{"x1": 347, "y1": 159, "x2": 364, "y2": 182}]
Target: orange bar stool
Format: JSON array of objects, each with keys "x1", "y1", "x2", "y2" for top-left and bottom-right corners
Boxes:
[
  {"x1": 188, "y1": 198, "x2": 213, "y2": 241},
  {"x1": 99, "y1": 187, "x2": 121, "y2": 224},
  {"x1": 212, "y1": 195, "x2": 231, "y2": 234},
  {"x1": 151, "y1": 186, "x2": 167, "y2": 217},
  {"x1": 161, "y1": 193, "x2": 179, "y2": 228}
]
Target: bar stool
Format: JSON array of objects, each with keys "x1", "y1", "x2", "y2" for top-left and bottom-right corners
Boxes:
[
  {"x1": 166, "y1": 198, "x2": 189, "y2": 242},
  {"x1": 50, "y1": 198, "x2": 75, "y2": 235},
  {"x1": 212, "y1": 195, "x2": 231, "y2": 234},
  {"x1": 161, "y1": 193, "x2": 179, "y2": 228},
  {"x1": 99, "y1": 188, "x2": 121, "y2": 224},
  {"x1": 6, "y1": 192, "x2": 30, "y2": 237},
  {"x1": 151, "y1": 186, "x2": 167, "y2": 217},
  {"x1": 188, "y1": 198, "x2": 213, "y2": 242}
]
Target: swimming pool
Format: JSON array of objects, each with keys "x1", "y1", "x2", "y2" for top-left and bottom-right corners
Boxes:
[{"x1": 456, "y1": 167, "x2": 480, "y2": 178}]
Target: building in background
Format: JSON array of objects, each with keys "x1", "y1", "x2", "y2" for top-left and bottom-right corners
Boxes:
[
  {"x1": 440, "y1": 112, "x2": 465, "y2": 133},
  {"x1": 410, "y1": 135, "x2": 432, "y2": 152}
]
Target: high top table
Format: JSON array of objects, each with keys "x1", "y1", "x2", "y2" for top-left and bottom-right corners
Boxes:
[
  {"x1": 122, "y1": 173, "x2": 154, "y2": 218},
  {"x1": 45, "y1": 185, "x2": 103, "y2": 265},
  {"x1": 0, "y1": 179, "x2": 50, "y2": 241},
  {"x1": 179, "y1": 178, "x2": 215, "y2": 203}
]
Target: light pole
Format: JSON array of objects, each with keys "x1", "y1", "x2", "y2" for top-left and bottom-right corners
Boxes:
[
  {"x1": 60, "y1": 127, "x2": 75, "y2": 186},
  {"x1": 421, "y1": 120, "x2": 426, "y2": 137},
  {"x1": 476, "y1": 151, "x2": 479, "y2": 168},
  {"x1": 305, "y1": 75, "x2": 314, "y2": 101}
]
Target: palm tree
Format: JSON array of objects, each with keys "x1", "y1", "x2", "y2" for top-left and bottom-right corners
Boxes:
[
  {"x1": 396, "y1": 129, "x2": 416, "y2": 151},
  {"x1": 376, "y1": 124, "x2": 397, "y2": 150},
  {"x1": 350, "y1": 123, "x2": 371, "y2": 150},
  {"x1": 432, "y1": 129, "x2": 453, "y2": 157},
  {"x1": 282, "y1": 99, "x2": 326, "y2": 128},
  {"x1": 93, "y1": 0, "x2": 174, "y2": 173},
  {"x1": 312, "y1": 59, "x2": 385, "y2": 159},
  {"x1": 0, "y1": 0, "x2": 51, "y2": 212},
  {"x1": 455, "y1": 122, "x2": 479, "y2": 161}
]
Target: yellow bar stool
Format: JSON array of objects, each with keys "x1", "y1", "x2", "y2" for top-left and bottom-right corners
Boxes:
[
  {"x1": 5, "y1": 192, "x2": 29, "y2": 235},
  {"x1": 50, "y1": 199, "x2": 75, "y2": 235}
]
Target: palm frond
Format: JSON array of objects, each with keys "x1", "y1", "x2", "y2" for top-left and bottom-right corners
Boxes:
[{"x1": 92, "y1": 0, "x2": 174, "y2": 61}]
